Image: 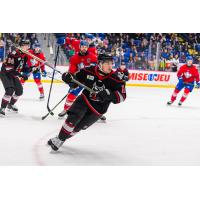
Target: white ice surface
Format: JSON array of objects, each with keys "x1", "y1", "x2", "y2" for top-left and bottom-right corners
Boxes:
[{"x1": 1, "y1": 81, "x2": 200, "y2": 166}]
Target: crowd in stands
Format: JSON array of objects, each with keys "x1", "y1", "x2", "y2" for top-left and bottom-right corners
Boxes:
[
  {"x1": 56, "y1": 33, "x2": 200, "y2": 72},
  {"x1": 1, "y1": 33, "x2": 200, "y2": 72},
  {"x1": 0, "y1": 33, "x2": 39, "y2": 61}
]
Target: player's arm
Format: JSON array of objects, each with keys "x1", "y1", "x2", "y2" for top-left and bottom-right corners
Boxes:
[
  {"x1": 61, "y1": 66, "x2": 87, "y2": 88},
  {"x1": 124, "y1": 70, "x2": 129, "y2": 81},
  {"x1": 97, "y1": 82, "x2": 126, "y2": 104},
  {"x1": 68, "y1": 55, "x2": 78, "y2": 74}
]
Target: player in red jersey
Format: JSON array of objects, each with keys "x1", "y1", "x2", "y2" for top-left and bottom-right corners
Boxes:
[
  {"x1": 167, "y1": 56, "x2": 200, "y2": 106},
  {"x1": 58, "y1": 40, "x2": 98, "y2": 118},
  {"x1": 21, "y1": 43, "x2": 47, "y2": 100}
]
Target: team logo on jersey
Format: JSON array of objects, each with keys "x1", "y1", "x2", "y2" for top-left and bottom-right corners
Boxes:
[
  {"x1": 184, "y1": 71, "x2": 192, "y2": 79},
  {"x1": 87, "y1": 58, "x2": 91, "y2": 63},
  {"x1": 117, "y1": 72, "x2": 124, "y2": 80},
  {"x1": 90, "y1": 80, "x2": 105, "y2": 101},
  {"x1": 87, "y1": 75, "x2": 94, "y2": 81}
]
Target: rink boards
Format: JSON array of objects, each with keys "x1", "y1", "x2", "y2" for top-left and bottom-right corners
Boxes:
[{"x1": 0, "y1": 63, "x2": 178, "y2": 88}]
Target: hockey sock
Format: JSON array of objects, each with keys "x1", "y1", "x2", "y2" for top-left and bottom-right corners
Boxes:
[
  {"x1": 34, "y1": 78, "x2": 44, "y2": 95},
  {"x1": 64, "y1": 93, "x2": 77, "y2": 111},
  {"x1": 58, "y1": 120, "x2": 75, "y2": 141},
  {"x1": 180, "y1": 88, "x2": 190, "y2": 103},
  {"x1": 171, "y1": 88, "x2": 180, "y2": 102},
  {"x1": 1, "y1": 95, "x2": 12, "y2": 109},
  {"x1": 9, "y1": 94, "x2": 19, "y2": 106}
]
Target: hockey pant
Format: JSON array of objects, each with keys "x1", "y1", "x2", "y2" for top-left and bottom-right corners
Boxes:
[
  {"x1": 58, "y1": 95, "x2": 102, "y2": 141},
  {"x1": 0, "y1": 73, "x2": 23, "y2": 109}
]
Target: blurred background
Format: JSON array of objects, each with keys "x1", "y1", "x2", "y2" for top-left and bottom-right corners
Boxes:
[{"x1": 0, "y1": 33, "x2": 200, "y2": 71}]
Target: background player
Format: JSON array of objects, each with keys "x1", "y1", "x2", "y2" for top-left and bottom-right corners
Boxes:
[
  {"x1": 167, "y1": 56, "x2": 200, "y2": 106},
  {"x1": 47, "y1": 54, "x2": 127, "y2": 151},
  {"x1": 21, "y1": 43, "x2": 47, "y2": 100},
  {"x1": 115, "y1": 60, "x2": 130, "y2": 82},
  {"x1": 58, "y1": 40, "x2": 98, "y2": 118},
  {"x1": 0, "y1": 40, "x2": 29, "y2": 116}
]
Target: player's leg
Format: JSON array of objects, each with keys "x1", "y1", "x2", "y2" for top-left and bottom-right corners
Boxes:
[
  {"x1": 48, "y1": 95, "x2": 88, "y2": 151},
  {"x1": 167, "y1": 82, "x2": 184, "y2": 105},
  {"x1": 0, "y1": 74, "x2": 15, "y2": 116},
  {"x1": 58, "y1": 86, "x2": 83, "y2": 118},
  {"x1": 73, "y1": 111, "x2": 102, "y2": 134},
  {"x1": 33, "y1": 72, "x2": 45, "y2": 100},
  {"x1": 178, "y1": 84, "x2": 194, "y2": 106},
  {"x1": 7, "y1": 77, "x2": 23, "y2": 112}
]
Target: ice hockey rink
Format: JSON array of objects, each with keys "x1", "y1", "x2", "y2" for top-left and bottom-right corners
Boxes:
[{"x1": 1, "y1": 81, "x2": 200, "y2": 166}]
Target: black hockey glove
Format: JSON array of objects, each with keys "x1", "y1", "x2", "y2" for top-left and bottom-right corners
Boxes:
[
  {"x1": 96, "y1": 89, "x2": 112, "y2": 102},
  {"x1": 62, "y1": 72, "x2": 73, "y2": 84},
  {"x1": 21, "y1": 73, "x2": 28, "y2": 81}
]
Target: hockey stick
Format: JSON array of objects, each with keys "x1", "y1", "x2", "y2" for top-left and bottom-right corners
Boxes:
[
  {"x1": 14, "y1": 44, "x2": 97, "y2": 93},
  {"x1": 46, "y1": 45, "x2": 60, "y2": 116},
  {"x1": 41, "y1": 93, "x2": 68, "y2": 120}
]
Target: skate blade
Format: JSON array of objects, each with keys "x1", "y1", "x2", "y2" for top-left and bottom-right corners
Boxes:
[
  {"x1": 97, "y1": 119, "x2": 106, "y2": 123},
  {"x1": 7, "y1": 109, "x2": 18, "y2": 113},
  {"x1": 0, "y1": 114, "x2": 5, "y2": 118}
]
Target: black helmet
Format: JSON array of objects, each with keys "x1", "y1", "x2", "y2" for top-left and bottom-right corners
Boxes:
[
  {"x1": 20, "y1": 39, "x2": 30, "y2": 46},
  {"x1": 98, "y1": 53, "x2": 113, "y2": 63}
]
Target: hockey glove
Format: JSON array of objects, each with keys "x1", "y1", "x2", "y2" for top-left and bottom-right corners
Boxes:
[
  {"x1": 21, "y1": 73, "x2": 28, "y2": 81},
  {"x1": 62, "y1": 72, "x2": 73, "y2": 84},
  {"x1": 195, "y1": 82, "x2": 200, "y2": 88},
  {"x1": 41, "y1": 70, "x2": 47, "y2": 77},
  {"x1": 96, "y1": 89, "x2": 112, "y2": 102},
  {"x1": 57, "y1": 37, "x2": 66, "y2": 45}
]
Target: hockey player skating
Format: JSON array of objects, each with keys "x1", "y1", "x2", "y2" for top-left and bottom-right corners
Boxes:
[
  {"x1": 47, "y1": 54, "x2": 126, "y2": 151},
  {"x1": 0, "y1": 40, "x2": 29, "y2": 116},
  {"x1": 58, "y1": 40, "x2": 97, "y2": 118},
  {"x1": 167, "y1": 56, "x2": 200, "y2": 106},
  {"x1": 20, "y1": 43, "x2": 47, "y2": 100}
]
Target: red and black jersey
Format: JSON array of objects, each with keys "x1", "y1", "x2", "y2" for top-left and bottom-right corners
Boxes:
[
  {"x1": 1, "y1": 49, "x2": 28, "y2": 76},
  {"x1": 73, "y1": 65, "x2": 126, "y2": 114},
  {"x1": 115, "y1": 68, "x2": 129, "y2": 82}
]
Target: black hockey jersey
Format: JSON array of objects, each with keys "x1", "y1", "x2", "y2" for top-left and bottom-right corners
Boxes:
[
  {"x1": 73, "y1": 65, "x2": 126, "y2": 115},
  {"x1": 1, "y1": 49, "x2": 28, "y2": 76}
]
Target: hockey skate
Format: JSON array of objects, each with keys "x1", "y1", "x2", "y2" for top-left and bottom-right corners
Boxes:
[
  {"x1": 39, "y1": 93, "x2": 45, "y2": 101},
  {"x1": 7, "y1": 104, "x2": 18, "y2": 113},
  {"x1": 178, "y1": 101, "x2": 182, "y2": 106},
  {"x1": 100, "y1": 115, "x2": 106, "y2": 121},
  {"x1": 47, "y1": 136, "x2": 64, "y2": 151},
  {"x1": 58, "y1": 110, "x2": 68, "y2": 118},
  {"x1": 167, "y1": 101, "x2": 173, "y2": 105},
  {"x1": 0, "y1": 108, "x2": 5, "y2": 117},
  {"x1": 98, "y1": 115, "x2": 106, "y2": 123}
]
